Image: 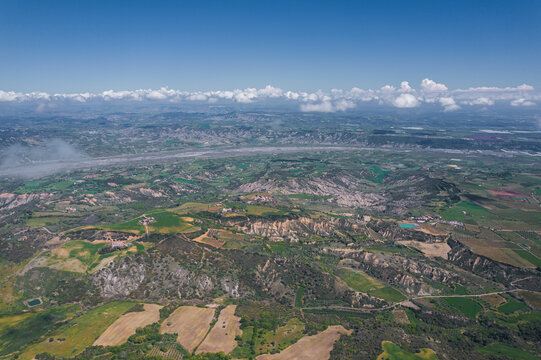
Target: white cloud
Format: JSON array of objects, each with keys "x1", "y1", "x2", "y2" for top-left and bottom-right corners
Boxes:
[
  {"x1": 0, "y1": 90, "x2": 23, "y2": 102},
  {"x1": 439, "y1": 97, "x2": 460, "y2": 111},
  {"x1": 399, "y1": 81, "x2": 413, "y2": 92},
  {"x1": 300, "y1": 99, "x2": 355, "y2": 112},
  {"x1": 187, "y1": 93, "x2": 208, "y2": 101},
  {"x1": 300, "y1": 101, "x2": 334, "y2": 112},
  {"x1": 510, "y1": 98, "x2": 536, "y2": 107},
  {"x1": 421, "y1": 78, "x2": 448, "y2": 92},
  {"x1": 0, "y1": 81, "x2": 539, "y2": 112},
  {"x1": 393, "y1": 93, "x2": 420, "y2": 108},
  {"x1": 462, "y1": 97, "x2": 495, "y2": 106}
]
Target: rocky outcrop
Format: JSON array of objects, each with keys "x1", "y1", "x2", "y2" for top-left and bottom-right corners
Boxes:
[
  {"x1": 237, "y1": 176, "x2": 386, "y2": 210},
  {"x1": 341, "y1": 250, "x2": 465, "y2": 295},
  {"x1": 91, "y1": 255, "x2": 241, "y2": 300},
  {"x1": 0, "y1": 192, "x2": 50, "y2": 211},
  {"x1": 230, "y1": 216, "x2": 362, "y2": 242}
]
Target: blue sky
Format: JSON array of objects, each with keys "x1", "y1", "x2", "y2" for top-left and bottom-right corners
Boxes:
[{"x1": 1, "y1": 0, "x2": 540, "y2": 93}]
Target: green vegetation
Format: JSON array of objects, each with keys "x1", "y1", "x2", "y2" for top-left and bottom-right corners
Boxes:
[
  {"x1": 498, "y1": 299, "x2": 529, "y2": 314},
  {"x1": 377, "y1": 341, "x2": 438, "y2": 360},
  {"x1": 476, "y1": 343, "x2": 538, "y2": 360},
  {"x1": 295, "y1": 286, "x2": 305, "y2": 308},
  {"x1": 0, "y1": 304, "x2": 81, "y2": 356},
  {"x1": 336, "y1": 268, "x2": 406, "y2": 302},
  {"x1": 20, "y1": 301, "x2": 134, "y2": 360},
  {"x1": 443, "y1": 297, "x2": 483, "y2": 319},
  {"x1": 368, "y1": 166, "x2": 391, "y2": 183},
  {"x1": 149, "y1": 211, "x2": 200, "y2": 234},
  {"x1": 245, "y1": 205, "x2": 287, "y2": 216},
  {"x1": 43, "y1": 240, "x2": 122, "y2": 273},
  {"x1": 513, "y1": 249, "x2": 541, "y2": 267},
  {"x1": 439, "y1": 201, "x2": 494, "y2": 221}
]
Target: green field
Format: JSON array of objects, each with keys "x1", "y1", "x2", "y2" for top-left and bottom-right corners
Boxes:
[
  {"x1": 377, "y1": 341, "x2": 438, "y2": 360},
  {"x1": 101, "y1": 217, "x2": 145, "y2": 234},
  {"x1": 20, "y1": 301, "x2": 134, "y2": 360},
  {"x1": 0, "y1": 304, "x2": 81, "y2": 356},
  {"x1": 513, "y1": 249, "x2": 541, "y2": 267},
  {"x1": 148, "y1": 211, "x2": 200, "y2": 234},
  {"x1": 336, "y1": 268, "x2": 406, "y2": 302},
  {"x1": 100, "y1": 211, "x2": 199, "y2": 235},
  {"x1": 476, "y1": 343, "x2": 538, "y2": 360},
  {"x1": 439, "y1": 201, "x2": 494, "y2": 221},
  {"x1": 498, "y1": 299, "x2": 529, "y2": 314},
  {"x1": 443, "y1": 297, "x2": 483, "y2": 319},
  {"x1": 295, "y1": 286, "x2": 305, "y2": 307}
]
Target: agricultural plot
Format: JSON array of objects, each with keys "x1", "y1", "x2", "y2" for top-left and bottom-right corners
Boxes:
[
  {"x1": 251, "y1": 317, "x2": 306, "y2": 355},
  {"x1": 147, "y1": 343, "x2": 184, "y2": 360},
  {"x1": 147, "y1": 211, "x2": 200, "y2": 234},
  {"x1": 439, "y1": 200, "x2": 494, "y2": 221},
  {"x1": 397, "y1": 240, "x2": 451, "y2": 259},
  {"x1": 171, "y1": 202, "x2": 213, "y2": 214},
  {"x1": 192, "y1": 229, "x2": 248, "y2": 248},
  {"x1": 476, "y1": 343, "x2": 538, "y2": 360},
  {"x1": 20, "y1": 301, "x2": 134, "y2": 360},
  {"x1": 512, "y1": 249, "x2": 541, "y2": 267},
  {"x1": 480, "y1": 294, "x2": 506, "y2": 307},
  {"x1": 392, "y1": 309, "x2": 410, "y2": 324},
  {"x1": 0, "y1": 304, "x2": 81, "y2": 356},
  {"x1": 377, "y1": 341, "x2": 438, "y2": 360},
  {"x1": 38, "y1": 240, "x2": 146, "y2": 273},
  {"x1": 256, "y1": 325, "x2": 352, "y2": 360},
  {"x1": 518, "y1": 291, "x2": 541, "y2": 310},
  {"x1": 497, "y1": 299, "x2": 528, "y2": 314},
  {"x1": 454, "y1": 231, "x2": 534, "y2": 268},
  {"x1": 94, "y1": 303, "x2": 162, "y2": 346},
  {"x1": 160, "y1": 306, "x2": 215, "y2": 352},
  {"x1": 196, "y1": 305, "x2": 241, "y2": 354},
  {"x1": 245, "y1": 205, "x2": 287, "y2": 216},
  {"x1": 443, "y1": 297, "x2": 482, "y2": 319},
  {"x1": 99, "y1": 211, "x2": 200, "y2": 235},
  {"x1": 336, "y1": 267, "x2": 406, "y2": 302}
]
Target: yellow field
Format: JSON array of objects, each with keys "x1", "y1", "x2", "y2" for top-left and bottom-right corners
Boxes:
[
  {"x1": 192, "y1": 229, "x2": 226, "y2": 248},
  {"x1": 196, "y1": 305, "x2": 242, "y2": 354},
  {"x1": 256, "y1": 325, "x2": 352, "y2": 360},
  {"x1": 94, "y1": 303, "x2": 162, "y2": 346},
  {"x1": 397, "y1": 241, "x2": 451, "y2": 259},
  {"x1": 171, "y1": 202, "x2": 212, "y2": 214},
  {"x1": 160, "y1": 306, "x2": 215, "y2": 352}
]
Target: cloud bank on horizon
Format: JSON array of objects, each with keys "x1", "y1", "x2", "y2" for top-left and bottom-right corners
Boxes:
[{"x1": 0, "y1": 79, "x2": 538, "y2": 113}]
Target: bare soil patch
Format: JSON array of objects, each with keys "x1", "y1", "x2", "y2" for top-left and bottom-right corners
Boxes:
[
  {"x1": 94, "y1": 303, "x2": 162, "y2": 346},
  {"x1": 392, "y1": 309, "x2": 410, "y2": 324},
  {"x1": 196, "y1": 305, "x2": 241, "y2": 354},
  {"x1": 160, "y1": 306, "x2": 215, "y2": 352},
  {"x1": 256, "y1": 325, "x2": 352, "y2": 360},
  {"x1": 397, "y1": 240, "x2": 451, "y2": 259}
]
